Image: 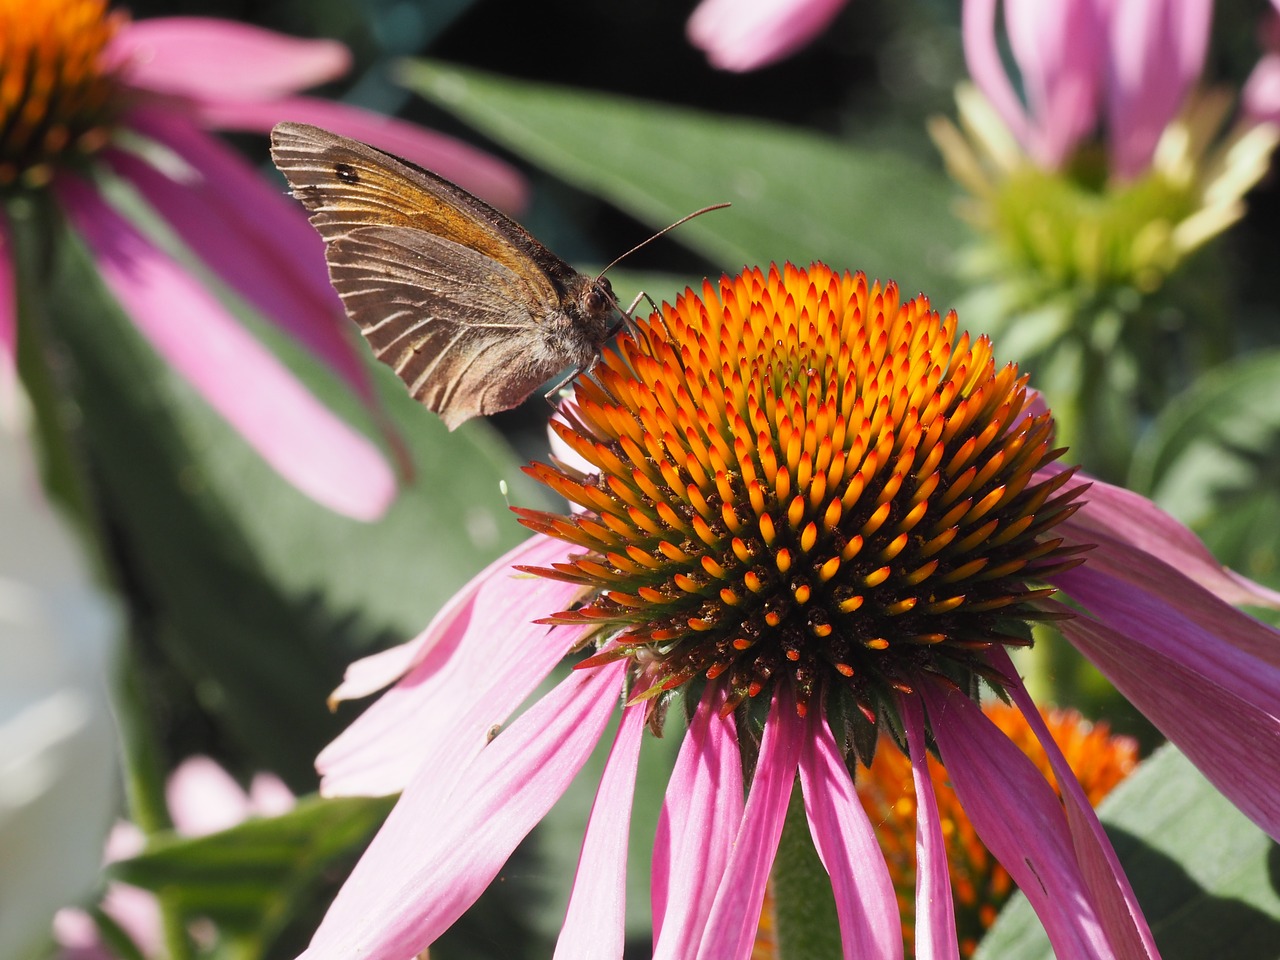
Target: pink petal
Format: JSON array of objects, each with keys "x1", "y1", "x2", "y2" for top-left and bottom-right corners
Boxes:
[
  {"x1": 697, "y1": 687, "x2": 803, "y2": 960},
  {"x1": 56, "y1": 175, "x2": 395, "y2": 521},
  {"x1": 191, "y1": 97, "x2": 529, "y2": 215},
  {"x1": 921, "y1": 681, "x2": 1116, "y2": 959},
  {"x1": 1105, "y1": 0, "x2": 1212, "y2": 179},
  {"x1": 963, "y1": 0, "x2": 1033, "y2": 149},
  {"x1": 329, "y1": 535, "x2": 574, "y2": 704},
  {"x1": 1244, "y1": 52, "x2": 1280, "y2": 127},
  {"x1": 1004, "y1": 0, "x2": 1104, "y2": 166},
  {"x1": 111, "y1": 18, "x2": 350, "y2": 101},
  {"x1": 98, "y1": 882, "x2": 164, "y2": 958},
  {"x1": 166, "y1": 756, "x2": 250, "y2": 836},
  {"x1": 992, "y1": 650, "x2": 1159, "y2": 960},
  {"x1": 900, "y1": 693, "x2": 959, "y2": 960},
  {"x1": 1050, "y1": 583, "x2": 1280, "y2": 839},
  {"x1": 554, "y1": 693, "x2": 649, "y2": 960},
  {"x1": 652, "y1": 685, "x2": 744, "y2": 960},
  {"x1": 317, "y1": 537, "x2": 582, "y2": 797},
  {"x1": 299, "y1": 660, "x2": 627, "y2": 960},
  {"x1": 110, "y1": 109, "x2": 368, "y2": 392},
  {"x1": 687, "y1": 0, "x2": 850, "y2": 72},
  {"x1": 1052, "y1": 468, "x2": 1280, "y2": 629},
  {"x1": 798, "y1": 711, "x2": 902, "y2": 960},
  {"x1": 248, "y1": 773, "x2": 296, "y2": 817},
  {"x1": 0, "y1": 214, "x2": 16, "y2": 425},
  {"x1": 103, "y1": 821, "x2": 146, "y2": 863}
]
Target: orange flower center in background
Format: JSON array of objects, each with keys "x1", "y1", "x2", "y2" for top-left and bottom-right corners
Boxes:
[
  {"x1": 749, "y1": 703, "x2": 1138, "y2": 959},
  {"x1": 0, "y1": 0, "x2": 125, "y2": 187},
  {"x1": 858, "y1": 703, "x2": 1138, "y2": 957},
  {"x1": 519, "y1": 264, "x2": 1084, "y2": 729}
]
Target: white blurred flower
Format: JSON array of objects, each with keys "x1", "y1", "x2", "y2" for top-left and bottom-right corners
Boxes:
[{"x1": 0, "y1": 392, "x2": 122, "y2": 958}]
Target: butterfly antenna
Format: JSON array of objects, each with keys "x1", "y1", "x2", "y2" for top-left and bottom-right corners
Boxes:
[{"x1": 595, "y1": 203, "x2": 731, "y2": 280}]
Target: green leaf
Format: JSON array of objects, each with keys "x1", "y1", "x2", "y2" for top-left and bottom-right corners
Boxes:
[
  {"x1": 397, "y1": 60, "x2": 966, "y2": 300},
  {"x1": 111, "y1": 795, "x2": 395, "y2": 948},
  {"x1": 975, "y1": 743, "x2": 1280, "y2": 960},
  {"x1": 1128, "y1": 349, "x2": 1280, "y2": 593}
]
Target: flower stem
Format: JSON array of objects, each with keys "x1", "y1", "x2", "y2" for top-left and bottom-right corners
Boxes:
[{"x1": 772, "y1": 784, "x2": 842, "y2": 959}]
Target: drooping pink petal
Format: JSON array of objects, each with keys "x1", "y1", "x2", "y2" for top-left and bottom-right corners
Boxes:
[
  {"x1": 0, "y1": 214, "x2": 16, "y2": 425},
  {"x1": 1105, "y1": 0, "x2": 1212, "y2": 179},
  {"x1": 921, "y1": 681, "x2": 1118, "y2": 960},
  {"x1": 963, "y1": 0, "x2": 1033, "y2": 149},
  {"x1": 318, "y1": 536, "x2": 582, "y2": 797},
  {"x1": 1004, "y1": 0, "x2": 1104, "y2": 166},
  {"x1": 1052, "y1": 484, "x2": 1280, "y2": 670},
  {"x1": 798, "y1": 710, "x2": 902, "y2": 960},
  {"x1": 56, "y1": 175, "x2": 395, "y2": 521},
  {"x1": 652, "y1": 685, "x2": 744, "y2": 960},
  {"x1": 993, "y1": 649, "x2": 1160, "y2": 959},
  {"x1": 190, "y1": 97, "x2": 529, "y2": 215},
  {"x1": 1051, "y1": 469, "x2": 1280, "y2": 616},
  {"x1": 1049, "y1": 584, "x2": 1280, "y2": 840},
  {"x1": 299, "y1": 660, "x2": 628, "y2": 960},
  {"x1": 697, "y1": 687, "x2": 803, "y2": 960},
  {"x1": 166, "y1": 756, "x2": 251, "y2": 836},
  {"x1": 900, "y1": 693, "x2": 959, "y2": 960},
  {"x1": 687, "y1": 0, "x2": 850, "y2": 72},
  {"x1": 110, "y1": 18, "x2": 350, "y2": 102},
  {"x1": 319, "y1": 540, "x2": 564, "y2": 708},
  {"x1": 554, "y1": 691, "x2": 649, "y2": 960},
  {"x1": 111, "y1": 109, "x2": 367, "y2": 391}
]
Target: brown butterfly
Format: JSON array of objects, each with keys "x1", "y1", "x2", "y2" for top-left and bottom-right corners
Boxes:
[{"x1": 270, "y1": 121, "x2": 623, "y2": 430}]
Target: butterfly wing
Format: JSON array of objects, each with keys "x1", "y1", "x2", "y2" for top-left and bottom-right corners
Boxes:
[
  {"x1": 269, "y1": 122, "x2": 593, "y2": 427},
  {"x1": 328, "y1": 224, "x2": 571, "y2": 428}
]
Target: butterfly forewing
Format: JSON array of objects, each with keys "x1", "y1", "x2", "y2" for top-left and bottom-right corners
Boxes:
[
  {"x1": 270, "y1": 121, "x2": 620, "y2": 429},
  {"x1": 270, "y1": 123, "x2": 559, "y2": 287}
]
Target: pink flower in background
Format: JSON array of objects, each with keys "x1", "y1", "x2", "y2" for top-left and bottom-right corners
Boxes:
[
  {"x1": 0, "y1": 0, "x2": 526, "y2": 519},
  {"x1": 1244, "y1": 0, "x2": 1280, "y2": 126},
  {"x1": 963, "y1": 0, "x2": 1213, "y2": 179},
  {"x1": 53, "y1": 756, "x2": 295, "y2": 960},
  {"x1": 300, "y1": 266, "x2": 1280, "y2": 960},
  {"x1": 687, "y1": 0, "x2": 850, "y2": 71}
]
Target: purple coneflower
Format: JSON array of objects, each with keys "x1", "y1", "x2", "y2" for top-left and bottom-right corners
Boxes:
[
  {"x1": 306, "y1": 263, "x2": 1279, "y2": 959},
  {"x1": 0, "y1": 0, "x2": 524, "y2": 518},
  {"x1": 963, "y1": 0, "x2": 1213, "y2": 180}
]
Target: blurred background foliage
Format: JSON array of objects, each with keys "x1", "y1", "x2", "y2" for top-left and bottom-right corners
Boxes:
[{"x1": 8, "y1": 1, "x2": 1279, "y2": 958}]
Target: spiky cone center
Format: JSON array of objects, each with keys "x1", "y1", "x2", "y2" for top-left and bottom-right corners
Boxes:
[
  {"x1": 857, "y1": 704, "x2": 1138, "y2": 957},
  {"x1": 517, "y1": 264, "x2": 1084, "y2": 722},
  {"x1": 0, "y1": 0, "x2": 126, "y2": 188}
]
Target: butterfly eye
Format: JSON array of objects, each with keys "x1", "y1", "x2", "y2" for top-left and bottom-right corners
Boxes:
[{"x1": 585, "y1": 283, "x2": 614, "y2": 315}]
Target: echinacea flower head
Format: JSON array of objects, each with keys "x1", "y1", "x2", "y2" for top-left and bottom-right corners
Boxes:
[
  {"x1": 308, "y1": 263, "x2": 1280, "y2": 960},
  {"x1": 0, "y1": 0, "x2": 126, "y2": 188},
  {"x1": 521, "y1": 264, "x2": 1076, "y2": 734},
  {"x1": 0, "y1": 0, "x2": 524, "y2": 519},
  {"x1": 940, "y1": 0, "x2": 1278, "y2": 296}
]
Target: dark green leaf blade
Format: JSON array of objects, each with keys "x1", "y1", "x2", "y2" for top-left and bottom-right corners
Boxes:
[{"x1": 397, "y1": 60, "x2": 967, "y2": 300}]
